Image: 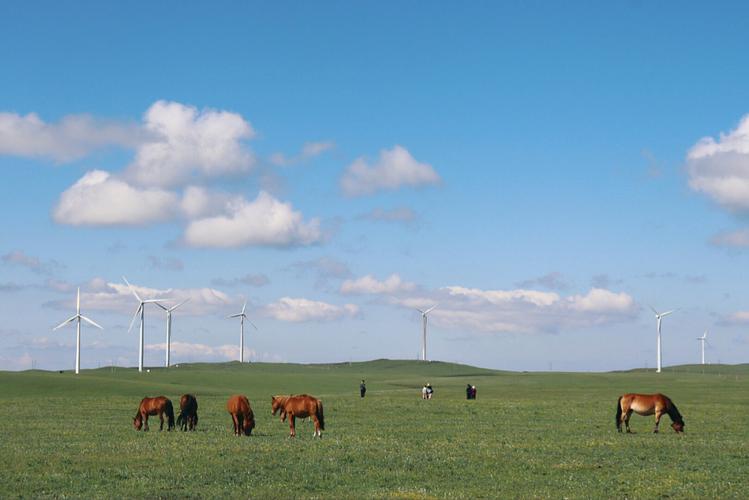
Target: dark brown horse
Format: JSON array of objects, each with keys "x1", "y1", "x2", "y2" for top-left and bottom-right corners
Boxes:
[
  {"x1": 176, "y1": 394, "x2": 198, "y2": 431},
  {"x1": 133, "y1": 396, "x2": 175, "y2": 431},
  {"x1": 616, "y1": 393, "x2": 685, "y2": 433},
  {"x1": 271, "y1": 394, "x2": 325, "y2": 438},
  {"x1": 226, "y1": 395, "x2": 255, "y2": 436}
]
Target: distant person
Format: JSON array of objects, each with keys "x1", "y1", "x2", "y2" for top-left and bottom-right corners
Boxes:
[
  {"x1": 466, "y1": 384, "x2": 472, "y2": 400},
  {"x1": 422, "y1": 384, "x2": 428, "y2": 399},
  {"x1": 360, "y1": 379, "x2": 366, "y2": 398},
  {"x1": 426, "y1": 383, "x2": 433, "y2": 400},
  {"x1": 471, "y1": 385, "x2": 477, "y2": 400}
]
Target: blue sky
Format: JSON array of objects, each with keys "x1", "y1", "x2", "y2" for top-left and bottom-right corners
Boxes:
[{"x1": 2, "y1": 1, "x2": 749, "y2": 371}]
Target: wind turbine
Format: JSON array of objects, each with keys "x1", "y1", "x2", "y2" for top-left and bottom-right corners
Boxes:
[
  {"x1": 416, "y1": 305, "x2": 437, "y2": 361},
  {"x1": 697, "y1": 330, "x2": 708, "y2": 365},
  {"x1": 155, "y1": 298, "x2": 190, "y2": 368},
  {"x1": 649, "y1": 305, "x2": 675, "y2": 373},
  {"x1": 123, "y1": 276, "x2": 170, "y2": 373},
  {"x1": 227, "y1": 302, "x2": 257, "y2": 363},
  {"x1": 53, "y1": 287, "x2": 103, "y2": 374}
]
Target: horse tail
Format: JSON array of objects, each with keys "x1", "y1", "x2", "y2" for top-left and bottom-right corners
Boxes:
[
  {"x1": 166, "y1": 400, "x2": 175, "y2": 430},
  {"x1": 316, "y1": 400, "x2": 325, "y2": 431},
  {"x1": 176, "y1": 407, "x2": 185, "y2": 428},
  {"x1": 615, "y1": 396, "x2": 623, "y2": 431}
]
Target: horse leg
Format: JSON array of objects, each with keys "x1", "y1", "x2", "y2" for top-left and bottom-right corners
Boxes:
[
  {"x1": 289, "y1": 415, "x2": 296, "y2": 438},
  {"x1": 313, "y1": 415, "x2": 321, "y2": 438},
  {"x1": 232, "y1": 414, "x2": 239, "y2": 435},
  {"x1": 143, "y1": 411, "x2": 150, "y2": 432},
  {"x1": 625, "y1": 410, "x2": 632, "y2": 433},
  {"x1": 654, "y1": 410, "x2": 663, "y2": 433},
  {"x1": 159, "y1": 411, "x2": 165, "y2": 431}
]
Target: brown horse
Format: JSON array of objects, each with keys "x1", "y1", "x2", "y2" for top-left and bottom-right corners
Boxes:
[
  {"x1": 133, "y1": 396, "x2": 175, "y2": 431},
  {"x1": 271, "y1": 394, "x2": 325, "y2": 438},
  {"x1": 176, "y1": 394, "x2": 198, "y2": 431},
  {"x1": 226, "y1": 395, "x2": 255, "y2": 436},
  {"x1": 616, "y1": 393, "x2": 685, "y2": 433}
]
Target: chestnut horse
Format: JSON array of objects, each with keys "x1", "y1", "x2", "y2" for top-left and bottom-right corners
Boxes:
[
  {"x1": 226, "y1": 395, "x2": 255, "y2": 436},
  {"x1": 616, "y1": 393, "x2": 685, "y2": 433},
  {"x1": 133, "y1": 396, "x2": 175, "y2": 431},
  {"x1": 176, "y1": 394, "x2": 198, "y2": 431},
  {"x1": 271, "y1": 394, "x2": 325, "y2": 438}
]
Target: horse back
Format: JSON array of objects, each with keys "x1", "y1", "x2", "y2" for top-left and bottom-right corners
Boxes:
[{"x1": 227, "y1": 395, "x2": 251, "y2": 417}]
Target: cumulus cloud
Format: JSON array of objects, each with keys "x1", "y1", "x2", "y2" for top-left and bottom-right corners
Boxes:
[
  {"x1": 0, "y1": 111, "x2": 142, "y2": 162},
  {"x1": 183, "y1": 191, "x2": 322, "y2": 248},
  {"x1": 340, "y1": 145, "x2": 440, "y2": 196},
  {"x1": 53, "y1": 170, "x2": 178, "y2": 226},
  {"x1": 390, "y1": 285, "x2": 638, "y2": 335},
  {"x1": 2, "y1": 250, "x2": 65, "y2": 275},
  {"x1": 262, "y1": 297, "x2": 359, "y2": 322},
  {"x1": 340, "y1": 274, "x2": 416, "y2": 295},
  {"x1": 45, "y1": 277, "x2": 232, "y2": 316},
  {"x1": 145, "y1": 341, "x2": 238, "y2": 361},
  {"x1": 270, "y1": 140, "x2": 334, "y2": 166},
  {"x1": 719, "y1": 310, "x2": 749, "y2": 325},
  {"x1": 124, "y1": 101, "x2": 255, "y2": 187},
  {"x1": 687, "y1": 114, "x2": 749, "y2": 212}
]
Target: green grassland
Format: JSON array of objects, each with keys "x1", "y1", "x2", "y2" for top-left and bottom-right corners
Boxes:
[{"x1": 0, "y1": 360, "x2": 747, "y2": 499}]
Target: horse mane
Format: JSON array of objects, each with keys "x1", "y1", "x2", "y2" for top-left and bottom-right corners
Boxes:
[{"x1": 666, "y1": 397, "x2": 684, "y2": 424}]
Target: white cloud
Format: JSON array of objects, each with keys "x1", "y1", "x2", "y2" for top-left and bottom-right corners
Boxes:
[
  {"x1": 270, "y1": 141, "x2": 335, "y2": 166},
  {"x1": 2, "y1": 250, "x2": 64, "y2": 275},
  {"x1": 720, "y1": 311, "x2": 749, "y2": 325},
  {"x1": 183, "y1": 191, "x2": 322, "y2": 248},
  {"x1": 687, "y1": 114, "x2": 749, "y2": 211},
  {"x1": 710, "y1": 228, "x2": 749, "y2": 247},
  {"x1": 46, "y1": 278, "x2": 232, "y2": 316},
  {"x1": 263, "y1": 297, "x2": 359, "y2": 322},
  {"x1": 340, "y1": 274, "x2": 416, "y2": 295},
  {"x1": 340, "y1": 145, "x2": 440, "y2": 196},
  {"x1": 566, "y1": 288, "x2": 636, "y2": 313},
  {"x1": 146, "y1": 341, "x2": 238, "y2": 361},
  {"x1": 0, "y1": 111, "x2": 141, "y2": 162},
  {"x1": 53, "y1": 170, "x2": 178, "y2": 226},
  {"x1": 125, "y1": 101, "x2": 255, "y2": 187},
  {"x1": 391, "y1": 285, "x2": 638, "y2": 334}
]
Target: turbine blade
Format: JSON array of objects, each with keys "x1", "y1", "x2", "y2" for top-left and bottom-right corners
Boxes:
[
  {"x1": 424, "y1": 304, "x2": 438, "y2": 314},
  {"x1": 76, "y1": 287, "x2": 81, "y2": 314},
  {"x1": 143, "y1": 298, "x2": 171, "y2": 303},
  {"x1": 80, "y1": 315, "x2": 103, "y2": 329},
  {"x1": 53, "y1": 315, "x2": 77, "y2": 330},
  {"x1": 660, "y1": 310, "x2": 675, "y2": 317},
  {"x1": 169, "y1": 298, "x2": 190, "y2": 312},
  {"x1": 154, "y1": 302, "x2": 169, "y2": 311},
  {"x1": 241, "y1": 301, "x2": 247, "y2": 315},
  {"x1": 415, "y1": 308, "x2": 425, "y2": 314},
  {"x1": 227, "y1": 313, "x2": 243, "y2": 318},
  {"x1": 648, "y1": 304, "x2": 659, "y2": 316},
  {"x1": 248, "y1": 320, "x2": 258, "y2": 330},
  {"x1": 128, "y1": 304, "x2": 143, "y2": 333},
  {"x1": 122, "y1": 276, "x2": 142, "y2": 303}
]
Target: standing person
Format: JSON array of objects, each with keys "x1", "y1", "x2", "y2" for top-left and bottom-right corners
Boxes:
[
  {"x1": 471, "y1": 385, "x2": 477, "y2": 400},
  {"x1": 426, "y1": 383, "x2": 433, "y2": 400},
  {"x1": 360, "y1": 379, "x2": 366, "y2": 398},
  {"x1": 466, "y1": 384, "x2": 473, "y2": 400},
  {"x1": 422, "y1": 384, "x2": 428, "y2": 399}
]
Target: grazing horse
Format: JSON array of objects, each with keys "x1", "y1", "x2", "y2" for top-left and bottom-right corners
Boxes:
[
  {"x1": 133, "y1": 396, "x2": 175, "y2": 431},
  {"x1": 176, "y1": 394, "x2": 199, "y2": 431},
  {"x1": 616, "y1": 393, "x2": 685, "y2": 433},
  {"x1": 271, "y1": 394, "x2": 325, "y2": 438},
  {"x1": 226, "y1": 395, "x2": 255, "y2": 436}
]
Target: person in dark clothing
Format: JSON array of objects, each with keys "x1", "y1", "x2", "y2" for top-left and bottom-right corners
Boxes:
[
  {"x1": 466, "y1": 384, "x2": 473, "y2": 400},
  {"x1": 471, "y1": 385, "x2": 477, "y2": 400},
  {"x1": 360, "y1": 379, "x2": 366, "y2": 398}
]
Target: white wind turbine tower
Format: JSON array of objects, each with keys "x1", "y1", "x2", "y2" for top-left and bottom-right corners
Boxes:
[
  {"x1": 155, "y1": 298, "x2": 190, "y2": 368},
  {"x1": 416, "y1": 305, "x2": 437, "y2": 361},
  {"x1": 697, "y1": 330, "x2": 708, "y2": 365},
  {"x1": 227, "y1": 302, "x2": 257, "y2": 363},
  {"x1": 53, "y1": 287, "x2": 103, "y2": 374},
  {"x1": 649, "y1": 305, "x2": 675, "y2": 373},
  {"x1": 123, "y1": 276, "x2": 171, "y2": 373}
]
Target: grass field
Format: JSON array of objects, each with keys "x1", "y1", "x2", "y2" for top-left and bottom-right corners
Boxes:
[{"x1": 0, "y1": 360, "x2": 747, "y2": 499}]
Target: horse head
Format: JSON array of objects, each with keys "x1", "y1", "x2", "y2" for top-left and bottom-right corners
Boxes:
[
  {"x1": 271, "y1": 396, "x2": 280, "y2": 415},
  {"x1": 243, "y1": 415, "x2": 255, "y2": 436},
  {"x1": 133, "y1": 415, "x2": 143, "y2": 431},
  {"x1": 671, "y1": 421, "x2": 685, "y2": 433}
]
